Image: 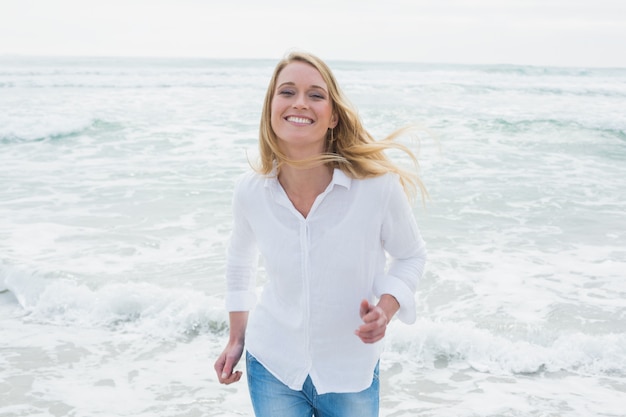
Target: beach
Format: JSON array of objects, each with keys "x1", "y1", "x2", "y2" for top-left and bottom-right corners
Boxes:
[{"x1": 1, "y1": 56, "x2": 625, "y2": 416}]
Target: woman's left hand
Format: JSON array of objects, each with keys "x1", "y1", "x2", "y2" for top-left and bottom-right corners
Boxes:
[{"x1": 354, "y1": 299, "x2": 390, "y2": 344}]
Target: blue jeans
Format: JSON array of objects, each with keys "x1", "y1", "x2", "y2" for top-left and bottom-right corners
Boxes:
[{"x1": 246, "y1": 352, "x2": 379, "y2": 417}]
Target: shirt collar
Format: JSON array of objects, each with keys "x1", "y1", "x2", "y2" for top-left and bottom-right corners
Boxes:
[
  {"x1": 331, "y1": 168, "x2": 352, "y2": 190},
  {"x1": 265, "y1": 167, "x2": 352, "y2": 190}
]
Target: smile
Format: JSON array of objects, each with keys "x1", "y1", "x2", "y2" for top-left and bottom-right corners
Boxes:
[{"x1": 286, "y1": 116, "x2": 314, "y2": 125}]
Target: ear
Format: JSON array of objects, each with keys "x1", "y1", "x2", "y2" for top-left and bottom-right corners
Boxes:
[{"x1": 330, "y1": 112, "x2": 339, "y2": 129}]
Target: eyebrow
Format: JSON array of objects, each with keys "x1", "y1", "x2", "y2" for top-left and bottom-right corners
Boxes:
[{"x1": 277, "y1": 82, "x2": 328, "y2": 92}]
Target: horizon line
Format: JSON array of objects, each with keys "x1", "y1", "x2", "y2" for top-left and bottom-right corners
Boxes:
[{"x1": 1, "y1": 53, "x2": 625, "y2": 71}]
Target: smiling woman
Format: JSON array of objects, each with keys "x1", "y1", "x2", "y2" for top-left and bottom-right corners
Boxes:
[
  {"x1": 270, "y1": 61, "x2": 338, "y2": 161},
  {"x1": 213, "y1": 50, "x2": 428, "y2": 417},
  {"x1": 257, "y1": 52, "x2": 428, "y2": 202}
]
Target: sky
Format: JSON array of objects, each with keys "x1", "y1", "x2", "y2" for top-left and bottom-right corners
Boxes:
[{"x1": 1, "y1": 0, "x2": 625, "y2": 67}]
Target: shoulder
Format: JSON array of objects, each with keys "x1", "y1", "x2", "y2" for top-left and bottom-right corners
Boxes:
[
  {"x1": 234, "y1": 169, "x2": 273, "y2": 190},
  {"x1": 231, "y1": 170, "x2": 267, "y2": 203},
  {"x1": 354, "y1": 172, "x2": 401, "y2": 193},
  {"x1": 349, "y1": 173, "x2": 406, "y2": 213}
]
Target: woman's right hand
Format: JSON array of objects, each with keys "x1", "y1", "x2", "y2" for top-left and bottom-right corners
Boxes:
[{"x1": 214, "y1": 340, "x2": 245, "y2": 384}]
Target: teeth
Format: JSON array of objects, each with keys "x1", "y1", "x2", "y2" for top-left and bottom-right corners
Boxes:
[{"x1": 287, "y1": 116, "x2": 312, "y2": 124}]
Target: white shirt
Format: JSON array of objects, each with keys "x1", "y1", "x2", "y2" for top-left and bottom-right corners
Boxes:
[{"x1": 225, "y1": 168, "x2": 426, "y2": 394}]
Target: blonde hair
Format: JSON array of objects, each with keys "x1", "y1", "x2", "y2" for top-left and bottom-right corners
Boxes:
[{"x1": 257, "y1": 51, "x2": 427, "y2": 203}]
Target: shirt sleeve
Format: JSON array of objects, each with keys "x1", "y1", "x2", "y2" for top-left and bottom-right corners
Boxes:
[
  {"x1": 224, "y1": 174, "x2": 259, "y2": 312},
  {"x1": 373, "y1": 175, "x2": 427, "y2": 324}
]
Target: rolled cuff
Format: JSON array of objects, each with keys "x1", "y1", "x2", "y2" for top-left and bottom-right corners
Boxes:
[
  {"x1": 373, "y1": 275, "x2": 416, "y2": 324},
  {"x1": 225, "y1": 290, "x2": 256, "y2": 312}
]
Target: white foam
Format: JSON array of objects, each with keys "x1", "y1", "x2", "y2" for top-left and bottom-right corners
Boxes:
[
  {"x1": 0, "y1": 109, "x2": 97, "y2": 142},
  {"x1": 1, "y1": 263, "x2": 228, "y2": 339},
  {"x1": 386, "y1": 318, "x2": 626, "y2": 376}
]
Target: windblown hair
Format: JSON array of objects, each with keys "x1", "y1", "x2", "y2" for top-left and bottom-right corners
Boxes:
[{"x1": 257, "y1": 50, "x2": 427, "y2": 202}]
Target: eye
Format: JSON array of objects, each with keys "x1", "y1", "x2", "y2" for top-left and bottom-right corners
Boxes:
[
  {"x1": 310, "y1": 93, "x2": 326, "y2": 100},
  {"x1": 277, "y1": 89, "x2": 295, "y2": 96}
]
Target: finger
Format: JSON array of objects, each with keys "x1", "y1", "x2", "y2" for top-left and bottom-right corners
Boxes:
[
  {"x1": 363, "y1": 334, "x2": 384, "y2": 343},
  {"x1": 214, "y1": 357, "x2": 223, "y2": 374},
  {"x1": 222, "y1": 370, "x2": 243, "y2": 385},
  {"x1": 356, "y1": 311, "x2": 382, "y2": 335},
  {"x1": 357, "y1": 320, "x2": 379, "y2": 333},
  {"x1": 221, "y1": 355, "x2": 237, "y2": 381},
  {"x1": 362, "y1": 307, "x2": 382, "y2": 324},
  {"x1": 356, "y1": 324, "x2": 386, "y2": 342},
  {"x1": 358, "y1": 320, "x2": 386, "y2": 337},
  {"x1": 359, "y1": 299, "x2": 370, "y2": 318},
  {"x1": 214, "y1": 355, "x2": 226, "y2": 378},
  {"x1": 219, "y1": 364, "x2": 241, "y2": 384},
  {"x1": 355, "y1": 330, "x2": 384, "y2": 344},
  {"x1": 355, "y1": 312, "x2": 388, "y2": 343}
]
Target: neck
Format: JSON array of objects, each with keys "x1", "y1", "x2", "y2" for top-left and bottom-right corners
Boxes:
[
  {"x1": 278, "y1": 163, "x2": 333, "y2": 198},
  {"x1": 277, "y1": 163, "x2": 333, "y2": 218}
]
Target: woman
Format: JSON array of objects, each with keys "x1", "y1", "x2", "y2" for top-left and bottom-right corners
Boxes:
[{"x1": 214, "y1": 51, "x2": 427, "y2": 417}]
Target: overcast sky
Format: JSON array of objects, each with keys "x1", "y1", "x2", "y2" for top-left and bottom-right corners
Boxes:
[{"x1": 1, "y1": 0, "x2": 625, "y2": 67}]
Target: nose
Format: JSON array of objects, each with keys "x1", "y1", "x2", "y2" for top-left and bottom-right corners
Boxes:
[{"x1": 293, "y1": 93, "x2": 308, "y2": 109}]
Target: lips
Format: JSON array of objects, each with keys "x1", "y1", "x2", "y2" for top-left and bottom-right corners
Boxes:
[{"x1": 285, "y1": 116, "x2": 314, "y2": 125}]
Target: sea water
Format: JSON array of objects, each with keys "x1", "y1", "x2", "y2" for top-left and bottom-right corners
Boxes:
[{"x1": 1, "y1": 56, "x2": 625, "y2": 417}]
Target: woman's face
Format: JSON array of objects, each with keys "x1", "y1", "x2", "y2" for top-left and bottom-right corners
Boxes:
[{"x1": 270, "y1": 61, "x2": 337, "y2": 158}]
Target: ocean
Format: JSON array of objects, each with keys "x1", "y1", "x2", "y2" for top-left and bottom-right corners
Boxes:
[{"x1": 1, "y1": 56, "x2": 625, "y2": 417}]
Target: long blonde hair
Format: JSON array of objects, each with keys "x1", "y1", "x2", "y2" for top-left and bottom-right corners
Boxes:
[{"x1": 257, "y1": 51, "x2": 427, "y2": 202}]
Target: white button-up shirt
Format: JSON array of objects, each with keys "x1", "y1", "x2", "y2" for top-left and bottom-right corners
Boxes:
[{"x1": 225, "y1": 168, "x2": 426, "y2": 394}]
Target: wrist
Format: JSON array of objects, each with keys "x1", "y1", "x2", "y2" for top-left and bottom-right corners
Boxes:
[
  {"x1": 228, "y1": 335, "x2": 245, "y2": 345},
  {"x1": 227, "y1": 311, "x2": 248, "y2": 345},
  {"x1": 378, "y1": 294, "x2": 400, "y2": 324}
]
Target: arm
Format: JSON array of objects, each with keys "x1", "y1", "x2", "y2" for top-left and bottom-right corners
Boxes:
[
  {"x1": 356, "y1": 176, "x2": 427, "y2": 344},
  {"x1": 215, "y1": 175, "x2": 258, "y2": 384},
  {"x1": 214, "y1": 311, "x2": 249, "y2": 384},
  {"x1": 373, "y1": 176, "x2": 426, "y2": 324}
]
